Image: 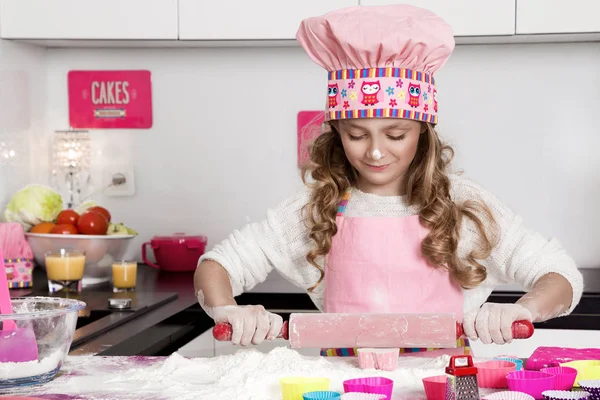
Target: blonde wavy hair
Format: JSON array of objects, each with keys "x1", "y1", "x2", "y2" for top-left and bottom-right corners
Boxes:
[{"x1": 301, "y1": 119, "x2": 499, "y2": 292}]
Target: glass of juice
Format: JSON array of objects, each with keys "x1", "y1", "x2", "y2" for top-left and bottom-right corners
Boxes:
[
  {"x1": 45, "y1": 249, "x2": 86, "y2": 293},
  {"x1": 112, "y1": 260, "x2": 137, "y2": 292}
]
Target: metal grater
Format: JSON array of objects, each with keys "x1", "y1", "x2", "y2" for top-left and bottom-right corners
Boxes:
[{"x1": 445, "y1": 355, "x2": 480, "y2": 400}]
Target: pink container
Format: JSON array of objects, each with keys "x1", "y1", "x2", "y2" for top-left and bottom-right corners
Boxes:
[
  {"x1": 421, "y1": 375, "x2": 446, "y2": 400},
  {"x1": 142, "y1": 233, "x2": 207, "y2": 272},
  {"x1": 507, "y1": 370, "x2": 556, "y2": 399},
  {"x1": 476, "y1": 360, "x2": 517, "y2": 388},
  {"x1": 540, "y1": 367, "x2": 578, "y2": 390},
  {"x1": 343, "y1": 377, "x2": 394, "y2": 400}
]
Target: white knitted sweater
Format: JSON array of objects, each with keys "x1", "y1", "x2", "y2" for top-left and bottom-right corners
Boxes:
[{"x1": 199, "y1": 174, "x2": 583, "y2": 316}]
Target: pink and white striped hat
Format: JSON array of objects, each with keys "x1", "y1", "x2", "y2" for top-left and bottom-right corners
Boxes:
[{"x1": 296, "y1": 4, "x2": 455, "y2": 124}]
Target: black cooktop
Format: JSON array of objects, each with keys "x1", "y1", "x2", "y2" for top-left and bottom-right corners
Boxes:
[{"x1": 26, "y1": 290, "x2": 179, "y2": 350}]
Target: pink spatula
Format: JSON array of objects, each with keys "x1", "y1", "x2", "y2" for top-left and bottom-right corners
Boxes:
[{"x1": 0, "y1": 246, "x2": 38, "y2": 363}]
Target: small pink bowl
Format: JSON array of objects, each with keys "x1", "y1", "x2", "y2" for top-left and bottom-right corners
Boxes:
[
  {"x1": 421, "y1": 375, "x2": 446, "y2": 400},
  {"x1": 476, "y1": 360, "x2": 517, "y2": 388},
  {"x1": 343, "y1": 377, "x2": 394, "y2": 400},
  {"x1": 540, "y1": 367, "x2": 578, "y2": 390},
  {"x1": 507, "y1": 370, "x2": 556, "y2": 399}
]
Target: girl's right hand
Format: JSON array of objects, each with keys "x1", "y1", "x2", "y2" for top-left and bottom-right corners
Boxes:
[{"x1": 210, "y1": 305, "x2": 284, "y2": 346}]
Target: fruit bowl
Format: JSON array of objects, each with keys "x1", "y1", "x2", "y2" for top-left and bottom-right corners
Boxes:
[{"x1": 25, "y1": 233, "x2": 135, "y2": 286}]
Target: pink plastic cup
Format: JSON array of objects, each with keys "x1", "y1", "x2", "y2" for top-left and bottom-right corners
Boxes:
[
  {"x1": 506, "y1": 370, "x2": 556, "y2": 399},
  {"x1": 540, "y1": 367, "x2": 578, "y2": 390},
  {"x1": 476, "y1": 360, "x2": 517, "y2": 388},
  {"x1": 343, "y1": 377, "x2": 394, "y2": 400},
  {"x1": 421, "y1": 375, "x2": 446, "y2": 400}
]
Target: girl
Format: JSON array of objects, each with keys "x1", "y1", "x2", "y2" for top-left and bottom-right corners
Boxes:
[{"x1": 194, "y1": 4, "x2": 583, "y2": 357}]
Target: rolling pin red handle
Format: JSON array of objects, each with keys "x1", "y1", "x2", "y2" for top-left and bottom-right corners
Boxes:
[
  {"x1": 456, "y1": 320, "x2": 535, "y2": 339},
  {"x1": 213, "y1": 320, "x2": 290, "y2": 341}
]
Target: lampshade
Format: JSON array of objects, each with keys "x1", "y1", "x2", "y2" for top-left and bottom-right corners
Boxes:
[
  {"x1": 51, "y1": 130, "x2": 92, "y2": 208},
  {"x1": 52, "y1": 130, "x2": 91, "y2": 171}
]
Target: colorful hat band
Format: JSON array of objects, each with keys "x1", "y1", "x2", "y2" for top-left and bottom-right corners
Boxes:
[{"x1": 325, "y1": 67, "x2": 438, "y2": 123}]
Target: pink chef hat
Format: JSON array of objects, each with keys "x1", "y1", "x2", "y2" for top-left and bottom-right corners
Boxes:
[{"x1": 296, "y1": 4, "x2": 455, "y2": 124}]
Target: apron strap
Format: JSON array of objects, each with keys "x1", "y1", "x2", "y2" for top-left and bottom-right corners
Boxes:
[
  {"x1": 320, "y1": 338, "x2": 471, "y2": 357},
  {"x1": 336, "y1": 188, "x2": 352, "y2": 216}
]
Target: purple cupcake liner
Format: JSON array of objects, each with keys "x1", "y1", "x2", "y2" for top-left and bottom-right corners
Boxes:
[
  {"x1": 482, "y1": 391, "x2": 535, "y2": 400},
  {"x1": 577, "y1": 380, "x2": 600, "y2": 400},
  {"x1": 542, "y1": 390, "x2": 591, "y2": 400}
]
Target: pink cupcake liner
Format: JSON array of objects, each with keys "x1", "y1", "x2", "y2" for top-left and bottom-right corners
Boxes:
[
  {"x1": 577, "y1": 380, "x2": 600, "y2": 400},
  {"x1": 476, "y1": 360, "x2": 517, "y2": 388},
  {"x1": 343, "y1": 377, "x2": 394, "y2": 400},
  {"x1": 422, "y1": 375, "x2": 446, "y2": 400},
  {"x1": 506, "y1": 370, "x2": 556, "y2": 399},
  {"x1": 494, "y1": 357, "x2": 524, "y2": 371},
  {"x1": 482, "y1": 391, "x2": 535, "y2": 400},
  {"x1": 541, "y1": 367, "x2": 578, "y2": 390},
  {"x1": 357, "y1": 348, "x2": 399, "y2": 371},
  {"x1": 542, "y1": 390, "x2": 591, "y2": 400}
]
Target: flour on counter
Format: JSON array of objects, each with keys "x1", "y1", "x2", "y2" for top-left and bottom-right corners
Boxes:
[
  {"x1": 0, "y1": 349, "x2": 63, "y2": 380},
  {"x1": 15, "y1": 347, "x2": 497, "y2": 400}
]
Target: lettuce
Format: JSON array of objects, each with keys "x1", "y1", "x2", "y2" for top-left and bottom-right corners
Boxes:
[{"x1": 2, "y1": 184, "x2": 63, "y2": 230}]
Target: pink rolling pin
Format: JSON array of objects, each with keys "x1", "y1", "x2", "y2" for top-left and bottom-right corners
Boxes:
[{"x1": 213, "y1": 317, "x2": 534, "y2": 346}]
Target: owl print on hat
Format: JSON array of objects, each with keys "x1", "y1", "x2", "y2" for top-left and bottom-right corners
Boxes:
[
  {"x1": 328, "y1": 83, "x2": 340, "y2": 108},
  {"x1": 360, "y1": 81, "x2": 381, "y2": 106},
  {"x1": 407, "y1": 83, "x2": 421, "y2": 108},
  {"x1": 433, "y1": 89, "x2": 438, "y2": 113}
]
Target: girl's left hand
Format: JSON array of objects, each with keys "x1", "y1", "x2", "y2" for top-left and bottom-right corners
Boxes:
[{"x1": 462, "y1": 303, "x2": 533, "y2": 345}]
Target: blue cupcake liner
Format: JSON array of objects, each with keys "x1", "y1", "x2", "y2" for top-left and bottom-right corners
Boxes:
[{"x1": 303, "y1": 391, "x2": 342, "y2": 400}]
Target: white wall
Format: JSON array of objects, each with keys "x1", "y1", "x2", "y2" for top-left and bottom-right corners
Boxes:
[
  {"x1": 6, "y1": 42, "x2": 600, "y2": 290},
  {"x1": 0, "y1": 40, "x2": 47, "y2": 206}
]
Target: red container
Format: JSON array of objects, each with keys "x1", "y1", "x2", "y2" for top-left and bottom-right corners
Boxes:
[{"x1": 142, "y1": 233, "x2": 207, "y2": 272}]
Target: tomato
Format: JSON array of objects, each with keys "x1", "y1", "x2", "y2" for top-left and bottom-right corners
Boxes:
[
  {"x1": 86, "y1": 206, "x2": 111, "y2": 223},
  {"x1": 56, "y1": 209, "x2": 79, "y2": 226},
  {"x1": 30, "y1": 222, "x2": 55, "y2": 234},
  {"x1": 50, "y1": 224, "x2": 79, "y2": 235},
  {"x1": 77, "y1": 211, "x2": 108, "y2": 235}
]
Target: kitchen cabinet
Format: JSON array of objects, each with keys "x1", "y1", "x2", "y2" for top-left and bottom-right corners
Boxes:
[
  {"x1": 358, "y1": 0, "x2": 516, "y2": 36},
  {"x1": 0, "y1": 0, "x2": 178, "y2": 40},
  {"x1": 178, "y1": 0, "x2": 358, "y2": 40},
  {"x1": 516, "y1": 0, "x2": 600, "y2": 34}
]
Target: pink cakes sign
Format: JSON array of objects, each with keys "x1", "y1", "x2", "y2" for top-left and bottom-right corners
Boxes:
[
  {"x1": 297, "y1": 111, "x2": 325, "y2": 167},
  {"x1": 68, "y1": 70, "x2": 153, "y2": 129}
]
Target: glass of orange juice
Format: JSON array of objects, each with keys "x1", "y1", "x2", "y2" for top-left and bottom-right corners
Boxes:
[
  {"x1": 45, "y1": 249, "x2": 86, "y2": 293},
  {"x1": 112, "y1": 260, "x2": 137, "y2": 292}
]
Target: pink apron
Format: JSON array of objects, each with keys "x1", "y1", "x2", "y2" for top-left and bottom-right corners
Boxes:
[{"x1": 321, "y1": 189, "x2": 470, "y2": 357}]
